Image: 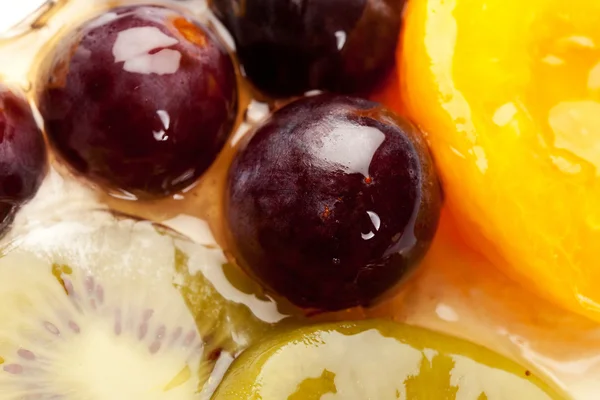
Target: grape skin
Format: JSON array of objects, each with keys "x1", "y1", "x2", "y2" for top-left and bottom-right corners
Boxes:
[
  {"x1": 226, "y1": 94, "x2": 441, "y2": 311},
  {"x1": 38, "y1": 5, "x2": 238, "y2": 198}
]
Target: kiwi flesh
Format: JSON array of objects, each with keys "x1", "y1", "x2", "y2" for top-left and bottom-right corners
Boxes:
[
  {"x1": 212, "y1": 320, "x2": 567, "y2": 400},
  {"x1": 0, "y1": 250, "x2": 203, "y2": 399},
  {"x1": 0, "y1": 213, "x2": 276, "y2": 399}
]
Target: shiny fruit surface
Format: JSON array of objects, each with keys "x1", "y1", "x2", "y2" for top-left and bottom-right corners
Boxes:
[
  {"x1": 0, "y1": 85, "x2": 47, "y2": 232},
  {"x1": 226, "y1": 94, "x2": 441, "y2": 311},
  {"x1": 212, "y1": 320, "x2": 563, "y2": 399},
  {"x1": 38, "y1": 5, "x2": 237, "y2": 199},
  {"x1": 401, "y1": 0, "x2": 600, "y2": 319},
  {"x1": 211, "y1": 0, "x2": 404, "y2": 97}
]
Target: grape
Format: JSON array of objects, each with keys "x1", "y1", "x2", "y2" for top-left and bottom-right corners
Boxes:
[
  {"x1": 211, "y1": 0, "x2": 404, "y2": 97},
  {"x1": 212, "y1": 320, "x2": 564, "y2": 399},
  {"x1": 0, "y1": 85, "x2": 47, "y2": 232},
  {"x1": 38, "y1": 5, "x2": 237, "y2": 198},
  {"x1": 225, "y1": 94, "x2": 442, "y2": 311}
]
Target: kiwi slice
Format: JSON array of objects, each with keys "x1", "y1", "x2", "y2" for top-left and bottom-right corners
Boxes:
[
  {"x1": 212, "y1": 320, "x2": 567, "y2": 400},
  {"x1": 0, "y1": 212, "x2": 275, "y2": 399},
  {"x1": 173, "y1": 245, "x2": 283, "y2": 354}
]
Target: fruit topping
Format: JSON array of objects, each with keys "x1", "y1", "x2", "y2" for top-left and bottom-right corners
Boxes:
[
  {"x1": 0, "y1": 85, "x2": 47, "y2": 234},
  {"x1": 212, "y1": 320, "x2": 563, "y2": 399},
  {"x1": 400, "y1": 0, "x2": 600, "y2": 320},
  {"x1": 38, "y1": 5, "x2": 238, "y2": 199},
  {"x1": 0, "y1": 212, "x2": 274, "y2": 399},
  {"x1": 226, "y1": 94, "x2": 441, "y2": 311},
  {"x1": 211, "y1": 0, "x2": 404, "y2": 97}
]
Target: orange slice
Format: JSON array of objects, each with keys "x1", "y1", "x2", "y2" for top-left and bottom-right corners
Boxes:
[{"x1": 399, "y1": 0, "x2": 600, "y2": 320}]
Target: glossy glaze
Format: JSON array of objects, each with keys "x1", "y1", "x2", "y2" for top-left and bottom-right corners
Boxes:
[
  {"x1": 38, "y1": 4, "x2": 237, "y2": 198},
  {"x1": 0, "y1": 0, "x2": 599, "y2": 398},
  {"x1": 226, "y1": 94, "x2": 441, "y2": 310},
  {"x1": 213, "y1": 320, "x2": 561, "y2": 399}
]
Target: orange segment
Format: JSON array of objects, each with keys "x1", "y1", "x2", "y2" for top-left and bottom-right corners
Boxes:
[{"x1": 400, "y1": 0, "x2": 600, "y2": 320}]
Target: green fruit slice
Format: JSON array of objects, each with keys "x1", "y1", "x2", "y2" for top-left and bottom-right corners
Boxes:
[
  {"x1": 212, "y1": 320, "x2": 566, "y2": 400},
  {"x1": 0, "y1": 212, "x2": 277, "y2": 399}
]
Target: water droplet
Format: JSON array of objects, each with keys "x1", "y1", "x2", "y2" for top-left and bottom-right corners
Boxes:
[
  {"x1": 334, "y1": 30, "x2": 347, "y2": 50},
  {"x1": 361, "y1": 211, "x2": 381, "y2": 240}
]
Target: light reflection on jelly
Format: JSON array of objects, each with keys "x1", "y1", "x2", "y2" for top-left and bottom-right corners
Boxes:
[
  {"x1": 113, "y1": 26, "x2": 182, "y2": 75},
  {"x1": 0, "y1": 0, "x2": 51, "y2": 35}
]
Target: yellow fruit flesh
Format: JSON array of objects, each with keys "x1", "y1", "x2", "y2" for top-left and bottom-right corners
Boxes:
[
  {"x1": 0, "y1": 251, "x2": 202, "y2": 400},
  {"x1": 0, "y1": 216, "x2": 277, "y2": 400},
  {"x1": 401, "y1": 0, "x2": 600, "y2": 319},
  {"x1": 212, "y1": 320, "x2": 563, "y2": 399}
]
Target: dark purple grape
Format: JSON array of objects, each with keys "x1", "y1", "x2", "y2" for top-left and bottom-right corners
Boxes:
[
  {"x1": 0, "y1": 85, "x2": 47, "y2": 231},
  {"x1": 38, "y1": 5, "x2": 237, "y2": 198},
  {"x1": 226, "y1": 94, "x2": 441, "y2": 311},
  {"x1": 210, "y1": 0, "x2": 404, "y2": 97}
]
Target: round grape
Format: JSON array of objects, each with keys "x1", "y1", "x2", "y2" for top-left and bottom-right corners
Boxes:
[
  {"x1": 211, "y1": 0, "x2": 404, "y2": 97},
  {"x1": 226, "y1": 94, "x2": 442, "y2": 311},
  {"x1": 38, "y1": 5, "x2": 237, "y2": 198},
  {"x1": 0, "y1": 85, "x2": 47, "y2": 232}
]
